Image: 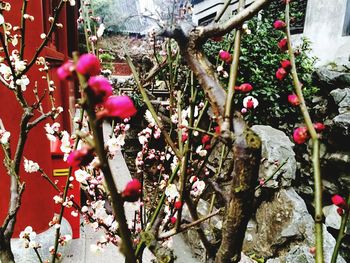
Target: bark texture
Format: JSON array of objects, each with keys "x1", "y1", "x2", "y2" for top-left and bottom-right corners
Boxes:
[
  {"x1": 214, "y1": 117, "x2": 261, "y2": 263},
  {"x1": 0, "y1": 229, "x2": 15, "y2": 263}
]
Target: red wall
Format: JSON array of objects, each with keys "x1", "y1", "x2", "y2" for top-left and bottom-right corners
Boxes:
[{"x1": 0, "y1": 2, "x2": 78, "y2": 236}]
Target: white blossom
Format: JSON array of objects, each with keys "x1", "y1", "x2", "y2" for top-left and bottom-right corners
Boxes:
[
  {"x1": 74, "y1": 169, "x2": 89, "y2": 183},
  {"x1": 106, "y1": 134, "x2": 125, "y2": 154},
  {"x1": 0, "y1": 63, "x2": 12, "y2": 81},
  {"x1": 15, "y1": 75, "x2": 30, "y2": 91},
  {"x1": 96, "y1": 23, "x2": 105, "y2": 37},
  {"x1": 0, "y1": 130, "x2": 10, "y2": 144},
  {"x1": 191, "y1": 180, "x2": 206, "y2": 197},
  {"x1": 19, "y1": 226, "x2": 37, "y2": 248},
  {"x1": 144, "y1": 110, "x2": 156, "y2": 126},
  {"x1": 14, "y1": 59, "x2": 26, "y2": 73},
  {"x1": 24, "y1": 159, "x2": 40, "y2": 173},
  {"x1": 165, "y1": 184, "x2": 179, "y2": 202},
  {"x1": 196, "y1": 145, "x2": 207, "y2": 157},
  {"x1": 60, "y1": 131, "x2": 71, "y2": 154}
]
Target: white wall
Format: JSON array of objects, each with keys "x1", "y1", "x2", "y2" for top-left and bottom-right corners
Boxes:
[{"x1": 302, "y1": 0, "x2": 350, "y2": 65}]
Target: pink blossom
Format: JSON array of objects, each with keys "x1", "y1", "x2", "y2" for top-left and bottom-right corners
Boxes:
[
  {"x1": 67, "y1": 147, "x2": 94, "y2": 167},
  {"x1": 122, "y1": 179, "x2": 141, "y2": 202},
  {"x1": 273, "y1": 20, "x2": 286, "y2": 30},
  {"x1": 288, "y1": 94, "x2": 300, "y2": 106},
  {"x1": 201, "y1": 134, "x2": 211, "y2": 145},
  {"x1": 332, "y1": 195, "x2": 348, "y2": 210},
  {"x1": 219, "y1": 50, "x2": 232, "y2": 63},
  {"x1": 313, "y1": 123, "x2": 326, "y2": 133},
  {"x1": 57, "y1": 61, "x2": 74, "y2": 81},
  {"x1": 278, "y1": 38, "x2": 288, "y2": 52},
  {"x1": 280, "y1": 59, "x2": 292, "y2": 71},
  {"x1": 87, "y1": 76, "x2": 113, "y2": 104},
  {"x1": 236, "y1": 83, "x2": 253, "y2": 93},
  {"x1": 97, "y1": 96, "x2": 137, "y2": 119},
  {"x1": 174, "y1": 201, "x2": 182, "y2": 210},
  {"x1": 170, "y1": 217, "x2": 177, "y2": 224},
  {"x1": 76, "y1": 54, "x2": 100, "y2": 77},
  {"x1": 276, "y1": 67, "x2": 287, "y2": 80},
  {"x1": 293, "y1": 127, "x2": 309, "y2": 144}
]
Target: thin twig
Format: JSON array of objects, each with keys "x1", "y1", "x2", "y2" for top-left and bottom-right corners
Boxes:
[
  {"x1": 285, "y1": 4, "x2": 323, "y2": 262},
  {"x1": 126, "y1": 56, "x2": 181, "y2": 159},
  {"x1": 158, "y1": 209, "x2": 221, "y2": 239}
]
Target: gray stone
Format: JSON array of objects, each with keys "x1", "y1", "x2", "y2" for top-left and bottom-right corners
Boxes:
[
  {"x1": 251, "y1": 125, "x2": 296, "y2": 188},
  {"x1": 182, "y1": 199, "x2": 222, "y2": 231},
  {"x1": 330, "y1": 88, "x2": 350, "y2": 114},
  {"x1": 323, "y1": 204, "x2": 342, "y2": 230},
  {"x1": 285, "y1": 246, "x2": 316, "y2": 263},
  {"x1": 9, "y1": 217, "x2": 72, "y2": 263},
  {"x1": 243, "y1": 188, "x2": 345, "y2": 263},
  {"x1": 315, "y1": 67, "x2": 344, "y2": 85},
  {"x1": 332, "y1": 113, "x2": 350, "y2": 135}
]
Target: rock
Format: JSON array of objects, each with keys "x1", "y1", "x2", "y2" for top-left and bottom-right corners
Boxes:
[
  {"x1": 323, "y1": 204, "x2": 342, "y2": 230},
  {"x1": 330, "y1": 88, "x2": 350, "y2": 114},
  {"x1": 285, "y1": 246, "x2": 316, "y2": 263},
  {"x1": 325, "y1": 152, "x2": 350, "y2": 166},
  {"x1": 182, "y1": 199, "x2": 222, "y2": 230},
  {"x1": 314, "y1": 67, "x2": 344, "y2": 86},
  {"x1": 9, "y1": 217, "x2": 72, "y2": 263},
  {"x1": 332, "y1": 113, "x2": 350, "y2": 135},
  {"x1": 251, "y1": 125, "x2": 296, "y2": 188},
  {"x1": 314, "y1": 67, "x2": 350, "y2": 90},
  {"x1": 242, "y1": 188, "x2": 345, "y2": 263}
]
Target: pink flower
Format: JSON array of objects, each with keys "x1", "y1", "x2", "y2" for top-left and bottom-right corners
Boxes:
[
  {"x1": 219, "y1": 50, "x2": 232, "y2": 63},
  {"x1": 76, "y1": 54, "x2": 100, "y2": 77},
  {"x1": 122, "y1": 179, "x2": 141, "y2": 202},
  {"x1": 278, "y1": 38, "x2": 288, "y2": 52},
  {"x1": 313, "y1": 123, "x2": 326, "y2": 133},
  {"x1": 201, "y1": 134, "x2": 211, "y2": 145},
  {"x1": 293, "y1": 127, "x2": 309, "y2": 144},
  {"x1": 288, "y1": 94, "x2": 300, "y2": 106},
  {"x1": 57, "y1": 61, "x2": 74, "y2": 81},
  {"x1": 280, "y1": 60, "x2": 292, "y2": 71},
  {"x1": 214, "y1": 126, "x2": 220, "y2": 135},
  {"x1": 67, "y1": 147, "x2": 94, "y2": 167},
  {"x1": 170, "y1": 216, "x2": 177, "y2": 224},
  {"x1": 174, "y1": 201, "x2": 182, "y2": 210},
  {"x1": 87, "y1": 76, "x2": 113, "y2": 104},
  {"x1": 273, "y1": 20, "x2": 286, "y2": 30},
  {"x1": 241, "y1": 108, "x2": 247, "y2": 114},
  {"x1": 276, "y1": 67, "x2": 287, "y2": 80},
  {"x1": 236, "y1": 83, "x2": 253, "y2": 93},
  {"x1": 97, "y1": 96, "x2": 137, "y2": 119},
  {"x1": 332, "y1": 195, "x2": 348, "y2": 210}
]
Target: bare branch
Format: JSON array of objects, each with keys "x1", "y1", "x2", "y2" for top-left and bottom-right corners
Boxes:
[
  {"x1": 200, "y1": 0, "x2": 272, "y2": 39},
  {"x1": 158, "y1": 209, "x2": 221, "y2": 240},
  {"x1": 27, "y1": 111, "x2": 53, "y2": 130}
]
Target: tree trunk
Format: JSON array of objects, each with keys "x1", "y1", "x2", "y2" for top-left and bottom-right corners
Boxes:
[
  {"x1": 215, "y1": 118, "x2": 261, "y2": 263},
  {"x1": 0, "y1": 229, "x2": 15, "y2": 263}
]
